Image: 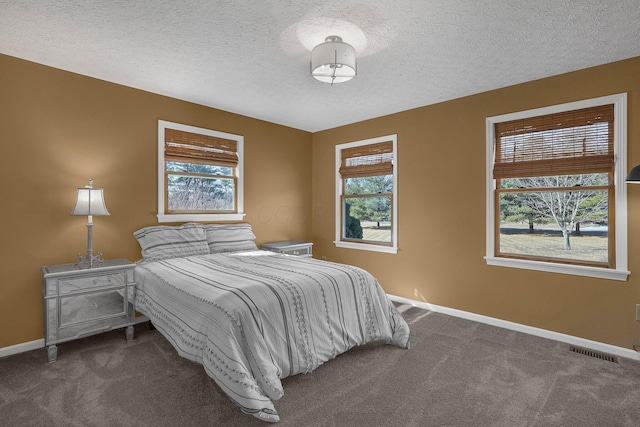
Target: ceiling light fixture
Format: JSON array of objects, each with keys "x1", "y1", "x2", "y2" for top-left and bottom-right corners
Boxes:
[{"x1": 310, "y1": 36, "x2": 356, "y2": 85}]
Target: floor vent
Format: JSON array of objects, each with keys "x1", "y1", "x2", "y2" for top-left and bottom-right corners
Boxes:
[{"x1": 569, "y1": 346, "x2": 618, "y2": 363}]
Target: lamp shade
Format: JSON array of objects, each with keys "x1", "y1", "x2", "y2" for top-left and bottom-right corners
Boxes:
[
  {"x1": 627, "y1": 165, "x2": 640, "y2": 183},
  {"x1": 311, "y1": 36, "x2": 356, "y2": 84},
  {"x1": 71, "y1": 187, "x2": 110, "y2": 216}
]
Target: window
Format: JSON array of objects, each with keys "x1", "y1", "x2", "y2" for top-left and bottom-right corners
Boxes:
[
  {"x1": 486, "y1": 94, "x2": 629, "y2": 280},
  {"x1": 157, "y1": 120, "x2": 244, "y2": 222},
  {"x1": 335, "y1": 135, "x2": 398, "y2": 254}
]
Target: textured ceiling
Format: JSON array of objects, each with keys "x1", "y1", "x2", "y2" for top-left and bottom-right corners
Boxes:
[{"x1": 1, "y1": 1, "x2": 639, "y2": 132}]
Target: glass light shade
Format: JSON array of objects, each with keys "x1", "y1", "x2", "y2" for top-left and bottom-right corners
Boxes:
[
  {"x1": 311, "y1": 36, "x2": 356, "y2": 84},
  {"x1": 627, "y1": 165, "x2": 640, "y2": 183},
  {"x1": 71, "y1": 187, "x2": 110, "y2": 216}
]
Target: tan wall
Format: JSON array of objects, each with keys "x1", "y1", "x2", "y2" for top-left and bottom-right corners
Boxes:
[
  {"x1": 312, "y1": 56, "x2": 640, "y2": 350},
  {"x1": 0, "y1": 54, "x2": 312, "y2": 348},
  {"x1": 3, "y1": 51, "x2": 639, "y2": 352}
]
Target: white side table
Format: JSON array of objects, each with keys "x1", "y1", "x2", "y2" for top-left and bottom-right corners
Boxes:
[
  {"x1": 260, "y1": 241, "x2": 313, "y2": 258},
  {"x1": 41, "y1": 259, "x2": 136, "y2": 363}
]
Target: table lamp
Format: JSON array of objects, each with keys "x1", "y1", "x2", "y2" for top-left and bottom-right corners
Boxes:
[{"x1": 71, "y1": 178, "x2": 110, "y2": 268}]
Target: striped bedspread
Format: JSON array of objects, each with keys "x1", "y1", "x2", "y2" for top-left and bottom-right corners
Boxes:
[{"x1": 134, "y1": 251, "x2": 410, "y2": 423}]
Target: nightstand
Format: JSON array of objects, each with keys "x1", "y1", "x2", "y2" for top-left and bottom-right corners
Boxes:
[
  {"x1": 261, "y1": 241, "x2": 313, "y2": 258},
  {"x1": 41, "y1": 259, "x2": 136, "y2": 363}
]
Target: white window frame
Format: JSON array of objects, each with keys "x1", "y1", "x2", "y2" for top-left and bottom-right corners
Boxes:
[
  {"x1": 157, "y1": 120, "x2": 244, "y2": 223},
  {"x1": 335, "y1": 134, "x2": 398, "y2": 254},
  {"x1": 485, "y1": 93, "x2": 629, "y2": 281}
]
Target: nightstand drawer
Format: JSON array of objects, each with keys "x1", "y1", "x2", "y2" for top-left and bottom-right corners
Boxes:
[
  {"x1": 280, "y1": 246, "x2": 312, "y2": 257},
  {"x1": 58, "y1": 272, "x2": 126, "y2": 294},
  {"x1": 60, "y1": 289, "x2": 126, "y2": 327}
]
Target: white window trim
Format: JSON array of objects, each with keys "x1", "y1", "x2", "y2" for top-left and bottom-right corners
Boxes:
[
  {"x1": 485, "y1": 93, "x2": 629, "y2": 281},
  {"x1": 335, "y1": 134, "x2": 398, "y2": 254},
  {"x1": 157, "y1": 120, "x2": 245, "y2": 223}
]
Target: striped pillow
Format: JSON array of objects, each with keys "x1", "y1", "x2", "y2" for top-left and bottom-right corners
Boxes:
[
  {"x1": 134, "y1": 223, "x2": 210, "y2": 262},
  {"x1": 203, "y1": 223, "x2": 258, "y2": 253}
]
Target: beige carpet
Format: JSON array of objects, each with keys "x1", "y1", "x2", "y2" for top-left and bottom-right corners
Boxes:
[{"x1": 1, "y1": 305, "x2": 640, "y2": 426}]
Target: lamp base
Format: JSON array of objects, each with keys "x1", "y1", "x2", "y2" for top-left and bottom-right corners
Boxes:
[{"x1": 76, "y1": 252, "x2": 104, "y2": 269}]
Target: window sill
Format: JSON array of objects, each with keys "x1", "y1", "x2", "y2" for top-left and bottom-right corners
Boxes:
[
  {"x1": 157, "y1": 213, "x2": 245, "y2": 223},
  {"x1": 334, "y1": 241, "x2": 398, "y2": 254},
  {"x1": 485, "y1": 256, "x2": 629, "y2": 281}
]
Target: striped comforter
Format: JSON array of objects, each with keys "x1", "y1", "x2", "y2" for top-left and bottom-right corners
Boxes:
[{"x1": 134, "y1": 251, "x2": 410, "y2": 423}]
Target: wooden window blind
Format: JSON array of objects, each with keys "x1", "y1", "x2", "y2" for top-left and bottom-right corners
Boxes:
[
  {"x1": 339, "y1": 141, "x2": 393, "y2": 178},
  {"x1": 165, "y1": 128, "x2": 238, "y2": 167},
  {"x1": 493, "y1": 104, "x2": 614, "y2": 179}
]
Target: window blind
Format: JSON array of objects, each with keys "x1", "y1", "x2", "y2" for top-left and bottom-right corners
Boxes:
[
  {"x1": 339, "y1": 141, "x2": 393, "y2": 178},
  {"x1": 493, "y1": 104, "x2": 614, "y2": 179},
  {"x1": 165, "y1": 128, "x2": 238, "y2": 167}
]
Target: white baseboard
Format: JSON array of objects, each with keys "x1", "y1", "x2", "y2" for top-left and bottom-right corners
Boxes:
[
  {"x1": 0, "y1": 316, "x2": 149, "y2": 360},
  {"x1": 2, "y1": 303, "x2": 637, "y2": 362},
  {"x1": 0, "y1": 339, "x2": 44, "y2": 359},
  {"x1": 387, "y1": 294, "x2": 640, "y2": 362}
]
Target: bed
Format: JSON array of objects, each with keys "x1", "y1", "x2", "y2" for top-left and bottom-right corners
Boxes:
[{"x1": 133, "y1": 223, "x2": 410, "y2": 423}]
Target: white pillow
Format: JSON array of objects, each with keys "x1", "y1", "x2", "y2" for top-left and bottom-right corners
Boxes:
[
  {"x1": 203, "y1": 223, "x2": 258, "y2": 253},
  {"x1": 134, "y1": 223, "x2": 210, "y2": 262}
]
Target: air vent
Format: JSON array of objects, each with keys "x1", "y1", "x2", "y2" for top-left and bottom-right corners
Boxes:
[{"x1": 569, "y1": 345, "x2": 618, "y2": 363}]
